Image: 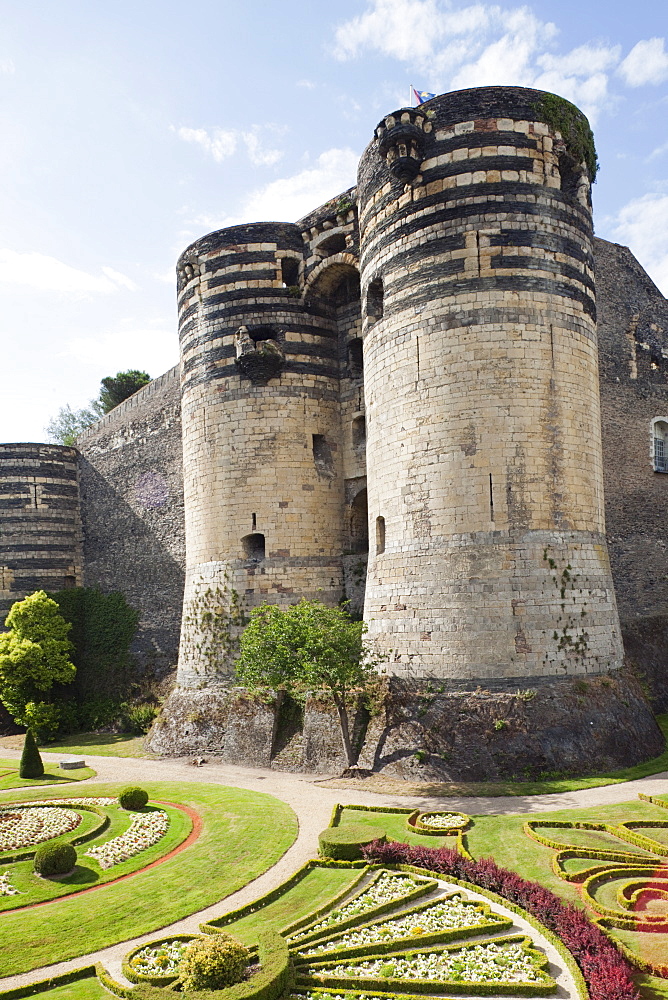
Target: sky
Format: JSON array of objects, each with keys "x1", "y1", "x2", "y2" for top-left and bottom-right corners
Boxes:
[{"x1": 1, "y1": 0, "x2": 667, "y2": 442}]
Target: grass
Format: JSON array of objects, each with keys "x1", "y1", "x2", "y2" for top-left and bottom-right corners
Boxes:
[
  {"x1": 0, "y1": 802, "x2": 190, "y2": 910},
  {"x1": 0, "y1": 732, "x2": 153, "y2": 758},
  {"x1": 323, "y1": 713, "x2": 668, "y2": 797},
  {"x1": 0, "y1": 973, "x2": 111, "y2": 999},
  {"x1": 0, "y1": 781, "x2": 297, "y2": 976},
  {"x1": 219, "y1": 865, "x2": 365, "y2": 945},
  {"x1": 0, "y1": 758, "x2": 96, "y2": 789},
  {"x1": 336, "y1": 806, "x2": 452, "y2": 848}
]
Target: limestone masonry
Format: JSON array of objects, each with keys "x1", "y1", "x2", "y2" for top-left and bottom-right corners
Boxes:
[{"x1": 2, "y1": 86, "x2": 667, "y2": 776}]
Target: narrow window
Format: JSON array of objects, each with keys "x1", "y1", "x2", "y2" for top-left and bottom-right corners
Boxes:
[
  {"x1": 350, "y1": 488, "x2": 368, "y2": 553},
  {"x1": 367, "y1": 277, "x2": 384, "y2": 323},
  {"x1": 352, "y1": 416, "x2": 366, "y2": 453},
  {"x1": 281, "y1": 257, "x2": 299, "y2": 288},
  {"x1": 348, "y1": 338, "x2": 363, "y2": 375},
  {"x1": 653, "y1": 419, "x2": 668, "y2": 472},
  {"x1": 251, "y1": 513, "x2": 257, "y2": 530},
  {"x1": 376, "y1": 516, "x2": 385, "y2": 555},
  {"x1": 242, "y1": 533, "x2": 265, "y2": 561},
  {"x1": 312, "y1": 434, "x2": 334, "y2": 476},
  {"x1": 63, "y1": 575, "x2": 76, "y2": 589},
  {"x1": 248, "y1": 325, "x2": 278, "y2": 343}
]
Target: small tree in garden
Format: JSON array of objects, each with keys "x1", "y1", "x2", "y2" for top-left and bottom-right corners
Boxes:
[
  {"x1": 19, "y1": 729, "x2": 44, "y2": 778},
  {"x1": 236, "y1": 599, "x2": 376, "y2": 767},
  {"x1": 0, "y1": 591, "x2": 76, "y2": 738}
]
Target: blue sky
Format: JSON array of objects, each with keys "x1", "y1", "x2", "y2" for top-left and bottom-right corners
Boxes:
[{"x1": 1, "y1": 0, "x2": 667, "y2": 442}]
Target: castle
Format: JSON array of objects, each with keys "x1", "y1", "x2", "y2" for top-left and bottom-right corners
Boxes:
[{"x1": 1, "y1": 86, "x2": 667, "y2": 778}]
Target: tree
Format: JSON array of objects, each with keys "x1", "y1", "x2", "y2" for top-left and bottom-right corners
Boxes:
[
  {"x1": 236, "y1": 599, "x2": 375, "y2": 767},
  {"x1": 44, "y1": 369, "x2": 151, "y2": 444},
  {"x1": 19, "y1": 729, "x2": 44, "y2": 778},
  {"x1": 98, "y1": 370, "x2": 151, "y2": 413},
  {"x1": 45, "y1": 402, "x2": 104, "y2": 445},
  {"x1": 0, "y1": 591, "x2": 76, "y2": 738}
]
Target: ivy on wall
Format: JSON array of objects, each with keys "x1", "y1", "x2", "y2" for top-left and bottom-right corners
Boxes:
[{"x1": 534, "y1": 92, "x2": 599, "y2": 181}]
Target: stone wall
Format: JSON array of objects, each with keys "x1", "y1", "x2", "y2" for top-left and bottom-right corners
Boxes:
[
  {"x1": 0, "y1": 443, "x2": 82, "y2": 622},
  {"x1": 596, "y1": 237, "x2": 668, "y2": 708},
  {"x1": 75, "y1": 367, "x2": 185, "y2": 672}
]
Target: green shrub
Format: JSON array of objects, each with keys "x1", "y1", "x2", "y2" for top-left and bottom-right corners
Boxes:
[
  {"x1": 118, "y1": 786, "x2": 149, "y2": 810},
  {"x1": 318, "y1": 824, "x2": 386, "y2": 861},
  {"x1": 34, "y1": 841, "x2": 76, "y2": 876},
  {"x1": 121, "y1": 703, "x2": 158, "y2": 735},
  {"x1": 19, "y1": 729, "x2": 44, "y2": 778},
  {"x1": 178, "y1": 933, "x2": 250, "y2": 991}
]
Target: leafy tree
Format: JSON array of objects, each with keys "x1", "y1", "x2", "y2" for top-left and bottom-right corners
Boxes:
[
  {"x1": 45, "y1": 402, "x2": 104, "y2": 445},
  {"x1": 0, "y1": 591, "x2": 76, "y2": 738},
  {"x1": 98, "y1": 370, "x2": 151, "y2": 413},
  {"x1": 44, "y1": 369, "x2": 151, "y2": 444},
  {"x1": 236, "y1": 599, "x2": 375, "y2": 766}
]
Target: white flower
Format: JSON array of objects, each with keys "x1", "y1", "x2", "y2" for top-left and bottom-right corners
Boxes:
[
  {"x1": 291, "y1": 873, "x2": 422, "y2": 942},
  {"x1": 0, "y1": 871, "x2": 20, "y2": 896},
  {"x1": 419, "y1": 812, "x2": 466, "y2": 830},
  {"x1": 85, "y1": 810, "x2": 169, "y2": 869},
  {"x1": 0, "y1": 806, "x2": 81, "y2": 852},
  {"x1": 129, "y1": 939, "x2": 188, "y2": 976}
]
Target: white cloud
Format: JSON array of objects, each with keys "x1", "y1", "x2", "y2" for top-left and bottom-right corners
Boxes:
[
  {"x1": 186, "y1": 148, "x2": 360, "y2": 232},
  {"x1": 297, "y1": 79, "x2": 317, "y2": 89},
  {"x1": 332, "y1": 0, "x2": 629, "y2": 122},
  {"x1": 610, "y1": 193, "x2": 668, "y2": 295},
  {"x1": 176, "y1": 125, "x2": 283, "y2": 167},
  {"x1": 0, "y1": 249, "x2": 136, "y2": 296},
  {"x1": 0, "y1": 58, "x2": 14, "y2": 74},
  {"x1": 618, "y1": 38, "x2": 668, "y2": 87}
]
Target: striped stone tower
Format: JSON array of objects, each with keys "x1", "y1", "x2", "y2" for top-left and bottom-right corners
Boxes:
[
  {"x1": 358, "y1": 86, "x2": 624, "y2": 681},
  {"x1": 175, "y1": 222, "x2": 345, "y2": 689}
]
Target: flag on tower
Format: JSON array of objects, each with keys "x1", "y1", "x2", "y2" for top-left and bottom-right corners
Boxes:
[{"x1": 413, "y1": 88, "x2": 436, "y2": 105}]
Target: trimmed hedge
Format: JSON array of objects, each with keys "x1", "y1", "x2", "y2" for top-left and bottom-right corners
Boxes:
[
  {"x1": 0, "y1": 965, "x2": 97, "y2": 999},
  {"x1": 408, "y1": 811, "x2": 470, "y2": 836},
  {"x1": 296, "y1": 932, "x2": 555, "y2": 997},
  {"x1": 123, "y1": 934, "x2": 199, "y2": 986},
  {"x1": 19, "y1": 730, "x2": 44, "y2": 779},
  {"x1": 289, "y1": 892, "x2": 512, "y2": 961},
  {"x1": 118, "y1": 786, "x2": 149, "y2": 810},
  {"x1": 202, "y1": 860, "x2": 371, "y2": 936},
  {"x1": 319, "y1": 824, "x2": 386, "y2": 861},
  {"x1": 361, "y1": 841, "x2": 639, "y2": 1000},
  {"x1": 34, "y1": 841, "x2": 76, "y2": 876},
  {"x1": 596, "y1": 917, "x2": 668, "y2": 979},
  {"x1": 287, "y1": 869, "x2": 438, "y2": 947},
  {"x1": 638, "y1": 792, "x2": 668, "y2": 810}
]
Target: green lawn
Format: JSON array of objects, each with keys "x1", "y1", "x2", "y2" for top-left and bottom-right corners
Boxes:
[
  {"x1": 0, "y1": 973, "x2": 110, "y2": 999},
  {"x1": 216, "y1": 865, "x2": 365, "y2": 944},
  {"x1": 336, "y1": 806, "x2": 453, "y2": 848},
  {"x1": 0, "y1": 781, "x2": 297, "y2": 976},
  {"x1": 38, "y1": 732, "x2": 151, "y2": 757},
  {"x1": 0, "y1": 758, "x2": 96, "y2": 790}
]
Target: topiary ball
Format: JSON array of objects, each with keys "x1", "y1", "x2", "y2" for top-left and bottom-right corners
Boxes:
[
  {"x1": 318, "y1": 823, "x2": 386, "y2": 860},
  {"x1": 34, "y1": 841, "x2": 76, "y2": 877},
  {"x1": 118, "y1": 786, "x2": 149, "y2": 810},
  {"x1": 178, "y1": 934, "x2": 250, "y2": 991}
]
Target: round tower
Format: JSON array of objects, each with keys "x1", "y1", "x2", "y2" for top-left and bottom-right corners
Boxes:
[
  {"x1": 358, "y1": 87, "x2": 623, "y2": 681},
  {"x1": 0, "y1": 443, "x2": 82, "y2": 622},
  {"x1": 175, "y1": 222, "x2": 344, "y2": 690}
]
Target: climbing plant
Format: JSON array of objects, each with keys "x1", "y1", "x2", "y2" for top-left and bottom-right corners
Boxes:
[{"x1": 534, "y1": 92, "x2": 599, "y2": 180}]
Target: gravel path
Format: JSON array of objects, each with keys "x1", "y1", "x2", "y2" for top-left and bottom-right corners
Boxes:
[{"x1": 0, "y1": 749, "x2": 666, "y2": 991}]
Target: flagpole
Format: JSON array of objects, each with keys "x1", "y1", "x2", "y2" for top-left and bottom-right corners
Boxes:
[{"x1": 409, "y1": 84, "x2": 413, "y2": 108}]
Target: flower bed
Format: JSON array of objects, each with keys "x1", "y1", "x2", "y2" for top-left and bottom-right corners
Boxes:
[
  {"x1": 0, "y1": 871, "x2": 19, "y2": 896},
  {"x1": 303, "y1": 936, "x2": 553, "y2": 992},
  {"x1": 362, "y1": 840, "x2": 641, "y2": 1000},
  {"x1": 0, "y1": 806, "x2": 81, "y2": 853},
  {"x1": 413, "y1": 812, "x2": 469, "y2": 833},
  {"x1": 85, "y1": 809, "x2": 169, "y2": 869},
  {"x1": 123, "y1": 934, "x2": 200, "y2": 986},
  {"x1": 300, "y1": 895, "x2": 511, "y2": 958},
  {"x1": 290, "y1": 872, "x2": 434, "y2": 944}
]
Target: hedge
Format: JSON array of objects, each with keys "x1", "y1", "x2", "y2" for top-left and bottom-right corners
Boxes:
[
  {"x1": 288, "y1": 892, "x2": 512, "y2": 961},
  {"x1": 0, "y1": 966, "x2": 97, "y2": 999},
  {"x1": 581, "y1": 866, "x2": 668, "y2": 923},
  {"x1": 295, "y1": 932, "x2": 555, "y2": 997},
  {"x1": 638, "y1": 793, "x2": 668, "y2": 810},
  {"x1": 596, "y1": 917, "x2": 668, "y2": 979},
  {"x1": 407, "y1": 811, "x2": 470, "y2": 837},
  {"x1": 0, "y1": 802, "x2": 109, "y2": 865},
  {"x1": 318, "y1": 824, "x2": 386, "y2": 861},
  {"x1": 362, "y1": 841, "x2": 639, "y2": 1000},
  {"x1": 202, "y1": 860, "x2": 371, "y2": 937},
  {"x1": 286, "y1": 869, "x2": 438, "y2": 947},
  {"x1": 122, "y1": 933, "x2": 200, "y2": 985}
]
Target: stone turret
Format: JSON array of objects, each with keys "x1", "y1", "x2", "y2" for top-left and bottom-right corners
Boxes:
[{"x1": 358, "y1": 85, "x2": 622, "y2": 682}]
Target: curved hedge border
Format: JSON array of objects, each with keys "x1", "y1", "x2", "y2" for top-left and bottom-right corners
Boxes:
[
  {"x1": 98, "y1": 931, "x2": 292, "y2": 1000},
  {"x1": 201, "y1": 860, "x2": 371, "y2": 937},
  {"x1": 596, "y1": 917, "x2": 668, "y2": 979},
  {"x1": 407, "y1": 811, "x2": 470, "y2": 836},
  {"x1": 638, "y1": 793, "x2": 668, "y2": 810},
  {"x1": 329, "y1": 803, "x2": 472, "y2": 860},
  {"x1": 318, "y1": 824, "x2": 386, "y2": 861},
  {"x1": 0, "y1": 803, "x2": 109, "y2": 865},
  {"x1": 295, "y1": 931, "x2": 555, "y2": 997},
  {"x1": 581, "y1": 866, "x2": 668, "y2": 925},
  {"x1": 361, "y1": 841, "x2": 639, "y2": 1000},
  {"x1": 288, "y1": 892, "x2": 513, "y2": 961},
  {"x1": 123, "y1": 933, "x2": 199, "y2": 985}
]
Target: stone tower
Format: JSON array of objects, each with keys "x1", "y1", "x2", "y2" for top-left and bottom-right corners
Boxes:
[
  {"x1": 358, "y1": 86, "x2": 623, "y2": 682},
  {"x1": 175, "y1": 222, "x2": 345, "y2": 691}
]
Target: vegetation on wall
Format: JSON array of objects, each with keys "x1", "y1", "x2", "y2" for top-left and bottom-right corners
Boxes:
[
  {"x1": 534, "y1": 92, "x2": 599, "y2": 180},
  {"x1": 45, "y1": 369, "x2": 152, "y2": 444},
  {"x1": 236, "y1": 599, "x2": 377, "y2": 767}
]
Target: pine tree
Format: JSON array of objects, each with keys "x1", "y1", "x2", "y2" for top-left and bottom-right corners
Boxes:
[{"x1": 19, "y1": 729, "x2": 44, "y2": 779}]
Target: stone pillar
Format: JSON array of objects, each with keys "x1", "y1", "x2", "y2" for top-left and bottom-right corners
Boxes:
[{"x1": 358, "y1": 87, "x2": 624, "y2": 681}]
